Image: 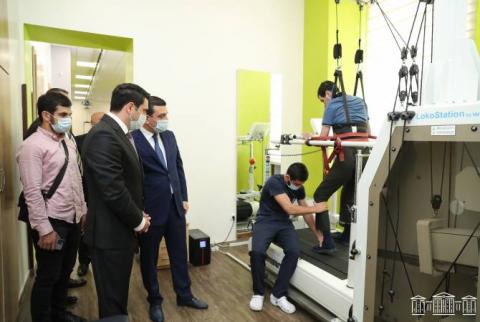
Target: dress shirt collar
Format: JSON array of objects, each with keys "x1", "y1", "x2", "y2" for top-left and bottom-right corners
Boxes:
[
  {"x1": 37, "y1": 126, "x2": 63, "y2": 142},
  {"x1": 107, "y1": 112, "x2": 129, "y2": 134},
  {"x1": 140, "y1": 125, "x2": 156, "y2": 140}
]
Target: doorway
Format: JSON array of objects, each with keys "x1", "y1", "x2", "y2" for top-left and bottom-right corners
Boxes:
[
  {"x1": 235, "y1": 70, "x2": 283, "y2": 238},
  {"x1": 20, "y1": 24, "x2": 133, "y2": 283}
]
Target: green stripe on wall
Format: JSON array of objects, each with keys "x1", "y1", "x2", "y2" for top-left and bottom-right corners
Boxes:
[{"x1": 24, "y1": 24, "x2": 133, "y2": 52}]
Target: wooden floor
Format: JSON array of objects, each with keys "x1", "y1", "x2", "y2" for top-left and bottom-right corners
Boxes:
[{"x1": 19, "y1": 245, "x2": 316, "y2": 322}]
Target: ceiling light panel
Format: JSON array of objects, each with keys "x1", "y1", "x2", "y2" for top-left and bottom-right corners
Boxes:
[
  {"x1": 77, "y1": 61, "x2": 97, "y2": 68},
  {"x1": 75, "y1": 75, "x2": 93, "y2": 80}
]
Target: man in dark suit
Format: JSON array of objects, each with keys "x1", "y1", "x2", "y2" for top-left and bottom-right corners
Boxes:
[
  {"x1": 131, "y1": 96, "x2": 208, "y2": 322},
  {"x1": 81, "y1": 83, "x2": 152, "y2": 319},
  {"x1": 74, "y1": 111, "x2": 105, "y2": 277}
]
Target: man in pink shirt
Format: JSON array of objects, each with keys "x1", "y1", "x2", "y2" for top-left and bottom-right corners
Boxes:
[{"x1": 17, "y1": 91, "x2": 87, "y2": 322}]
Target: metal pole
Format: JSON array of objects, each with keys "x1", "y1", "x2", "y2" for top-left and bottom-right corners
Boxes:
[
  {"x1": 264, "y1": 153, "x2": 271, "y2": 183},
  {"x1": 273, "y1": 138, "x2": 376, "y2": 148},
  {"x1": 347, "y1": 150, "x2": 371, "y2": 289},
  {"x1": 477, "y1": 245, "x2": 480, "y2": 321},
  {"x1": 248, "y1": 141, "x2": 254, "y2": 192}
]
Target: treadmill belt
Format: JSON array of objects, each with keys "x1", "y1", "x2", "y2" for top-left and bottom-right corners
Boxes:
[{"x1": 296, "y1": 228, "x2": 349, "y2": 280}]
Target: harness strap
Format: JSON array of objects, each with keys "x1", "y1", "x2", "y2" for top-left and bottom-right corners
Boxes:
[{"x1": 309, "y1": 133, "x2": 376, "y2": 176}]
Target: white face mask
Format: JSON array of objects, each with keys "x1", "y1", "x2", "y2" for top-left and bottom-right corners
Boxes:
[
  {"x1": 130, "y1": 112, "x2": 146, "y2": 131},
  {"x1": 287, "y1": 181, "x2": 301, "y2": 191},
  {"x1": 50, "y1": 114, "x2": 72, "y2": 134},
  {"x1": 154, "y1": 120, "x2": 169, "y2": 133}
]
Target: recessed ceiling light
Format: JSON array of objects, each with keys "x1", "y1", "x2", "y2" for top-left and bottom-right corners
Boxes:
[
  {"x1": 76, "y1": 61, "x2": 97, "y2": 68},
  {"x1": 75, "y1": 75, "x2": 93, "y2": 80},
  {"x1": 74, "y1": 96, "x2": 86, "y2": 100},
  {"x1": 74, "y1": 84, "x2": 89, "y2": 89},
  {"x1": 75, "y1": 90, "x2": 88, "y2": 95}
]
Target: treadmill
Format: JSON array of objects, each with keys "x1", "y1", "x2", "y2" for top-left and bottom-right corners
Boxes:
[
  {"x1": 264, "y1": 228, "x2": 353, "y2": 321},
  {"x1": 296, "y1": 228, "x2": 349, "y2": 280}
]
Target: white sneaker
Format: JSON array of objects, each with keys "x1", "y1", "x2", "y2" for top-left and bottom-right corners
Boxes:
[
  {"x1": 270, "y1": 294, "x2": 296, "y2": 314},
  {"x1": 249, "y1": 295, "x2": 264, "y2": 311}
]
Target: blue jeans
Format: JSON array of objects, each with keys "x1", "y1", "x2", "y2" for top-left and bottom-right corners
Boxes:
[{"x1": 250, "y1": 217, "x2": 300, "y2": 298}]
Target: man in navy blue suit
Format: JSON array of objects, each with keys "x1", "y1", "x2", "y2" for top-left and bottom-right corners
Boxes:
[{"x1": 131, "y1": 96, "x2": 208, "y2": 322}]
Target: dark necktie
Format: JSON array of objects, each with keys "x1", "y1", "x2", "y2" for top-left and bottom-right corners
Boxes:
[
  {"x1": 126, "y1": 132, "x2": 138, "y2": 154},
  {"x1": 152, "y1": 134, "x2": 167, "y2": 169}
]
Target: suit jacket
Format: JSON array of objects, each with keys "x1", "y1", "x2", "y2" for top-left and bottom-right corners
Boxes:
[
  {"x1": 75, "y1": 133, "x2": 88, "y2": 200},
  {"x1": 82, "y1": 114, "x2": 144, "y2": 250},
  {"x1": 75, "y1": 133, "x2": 87, "y2": 153},
  {"x1": 131, "y1": 129, "x2": 188, "y2": 226}
]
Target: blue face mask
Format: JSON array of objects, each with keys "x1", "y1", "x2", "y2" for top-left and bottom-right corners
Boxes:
[
  {"x1": 130, "y1": 112, "x2": 146, "y2": 131},
  {"x1": 50, "y1": 114, "x2": 72, "y2": 134},
  {"x1": 155, "y1": 119, "x2": 169, "y2": 133}
]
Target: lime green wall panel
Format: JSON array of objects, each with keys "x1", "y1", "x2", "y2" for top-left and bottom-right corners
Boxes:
[
  {"x1": 476, "y1": 0, "x2": 480, "y2": 51},
  {"x1": 302, "y1": 0, "x2": 367, "y2": 198},
  {"x1": 302, "y1": 0, "x2": 330, "y2": 197},
  {"x1": 237, "y1": 70, "x2": 270, "y2": 192},
  {"x1": 24, "y1": 41, "x2": 33, "y2": 125}
]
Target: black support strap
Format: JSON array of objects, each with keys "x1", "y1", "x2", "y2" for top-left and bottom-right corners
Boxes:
[{"x1": 334, "y1": 69, "x2": 352, "y2": 126}]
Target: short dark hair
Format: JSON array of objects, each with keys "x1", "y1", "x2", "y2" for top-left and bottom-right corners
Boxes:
[
  {"x1": 37, "y1": 92, "x2": 72, "y2": 122},
  {"x1": 47, "y1": 88, "x2": 69, "y2": 96},
  {"x1": 110, "y1": 83, "x2": 150, "y2": 112},
  {"x1": 147, "y1": 96, "x2": 167, "y2": 116},
  {"x1": 317, "y1": 80, "x2": 336, "y2": 98},
  {"x1": 286, "y1": 162, "x2": 309, "y2": 182},
  {"x1": 24, "y1": 118, "x2": 41, "y2": 139}
]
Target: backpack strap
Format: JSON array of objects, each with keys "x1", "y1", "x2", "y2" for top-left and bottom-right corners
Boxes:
[{"x1": 43, "y1": 140, "x2": 69, "y2": 199}]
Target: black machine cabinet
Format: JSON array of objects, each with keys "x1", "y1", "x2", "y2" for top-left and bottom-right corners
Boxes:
[{"x1": 189, "y1": 229, "x2": 211, "y2": 266}]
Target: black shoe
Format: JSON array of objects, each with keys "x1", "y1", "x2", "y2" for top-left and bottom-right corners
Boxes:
[
  {"x1": 68, "y1": 278, "x2": 87, "y2": 288},
  {"x1": 312, "y1": 245, "x2": 336, "y2": 255},
  {"x1": 149, "y1": 304, "x2": 164, "y2": 322},
  {"x1": 77, "y1": 263, "x2": 89, "y2": 277},
  {"x1": 52, "y1": 310, "x2": 87, "y2": 322},
  {"x1": 66, "y1": 295, "x2": 78, "y2": 306},
  {"x1": 331, "y1": 231, "x2": 343, "y2": 240},
  {"x1": 332, "y1": 232, "x2": 350, "y2": 246},
  {"x1": 177, "y1": 297, "x2": 208, "y2": 309}
]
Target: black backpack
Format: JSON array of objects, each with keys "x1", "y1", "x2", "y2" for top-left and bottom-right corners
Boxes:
[{"x1": 17, "y1": 140, "x2": 69, "y2": 222}]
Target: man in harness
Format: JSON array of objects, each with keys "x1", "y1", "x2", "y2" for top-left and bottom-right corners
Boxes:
[{"x1": 310, "y1": 80, "x2": 370, "y2": 254}]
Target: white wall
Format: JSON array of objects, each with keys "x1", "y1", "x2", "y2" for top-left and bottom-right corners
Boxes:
[
  {"x1": 71, "y1": 101, "x2": 110, "y2": 135},
  {"x1": 50, "y1": 45, "x2": 71, "y2": 91},
  {"x1": 16, "y1": 0, "x2": 305, "y2": 243},
  {"x1": 6, "y1": 0, "x2": 30, "y2": 299}
]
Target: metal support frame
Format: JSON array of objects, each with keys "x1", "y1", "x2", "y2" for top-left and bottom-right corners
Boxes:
[{"x1": 353, "y1": 103, "x2": 480, "y2": 322}]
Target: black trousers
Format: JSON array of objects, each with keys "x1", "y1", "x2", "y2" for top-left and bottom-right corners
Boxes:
[
  {"x1": 91, "y1": 247, "x2": 134, "y2": 318},
  {"x1": 314, "y1": 147, "x2": 356, "y2": 231},
  {"x1": 30, "y1": 218, "x2": 80, "y2": 322},
  {"x1": 139, "y1": 198, "x2": 192, "y2": 306},
  {"x1": 77, "y1": 235, "x2": 90, "y2": 266},
  {"x1": 250, "y1": 217, "x2": 300, "y2": 298}
]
